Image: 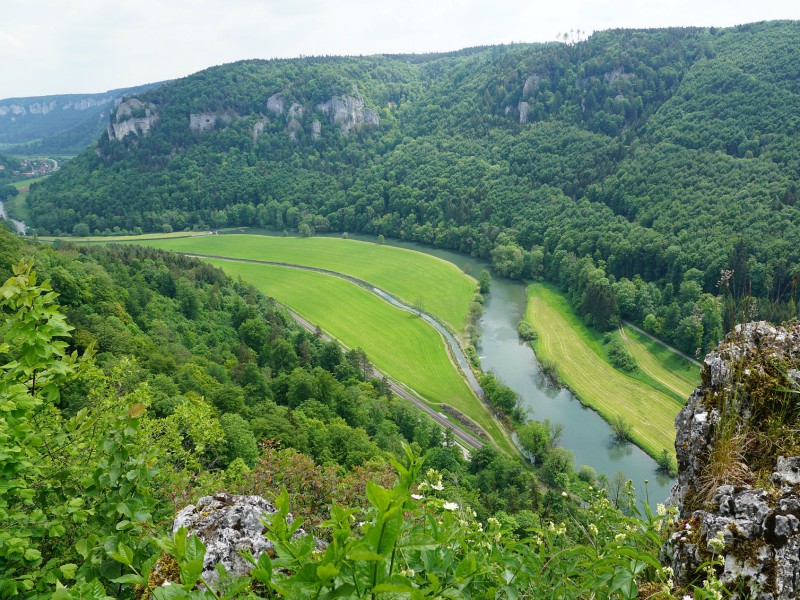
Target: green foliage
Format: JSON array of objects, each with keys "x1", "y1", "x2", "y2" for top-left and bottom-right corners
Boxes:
[
  {"x1": 109, "y1": 447, "x2": 702, "y2": 599},
  {"x1": 517, "y1": 319, "x2": 537, "y2": 342},
  {"x1": 605, "y1": 335, "x2": 638, "y2": 373},
  {"x1": 478, "y1": 269, "x2": 491, "y2": 294},
  {"x1": 29, "y1": 23, "x2": 800, "y2": 355}
]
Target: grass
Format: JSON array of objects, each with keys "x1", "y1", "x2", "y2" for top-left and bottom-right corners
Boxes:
[
  {"x1": 204, "y1": 259, "x2": 511, "y2": 453},
  {"x1": 125, "y1": 234, "x2": 475, "y2": 335},
  {"x1": 526, "y1": 282, "x2": 680, "y2": 461},
  {"x1": 619, "y1": 326, "x2": 700, "y2": 402}
]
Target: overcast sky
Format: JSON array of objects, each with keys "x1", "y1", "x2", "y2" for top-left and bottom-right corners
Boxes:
[{"x1": 2, "y1": 0, "x2": 798, "y2": 99}]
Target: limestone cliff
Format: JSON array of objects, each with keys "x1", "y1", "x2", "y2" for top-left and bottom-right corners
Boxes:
[
  {"x1": 107, "y1": 98, "x2": 158, "y2": 141},
  {"x1": 666, "y1": 321, "x2": 800, "y2": 598},
  {"x1": 189, "y1": 112, "x2": 234, "y2": 133},
  {"x1": 316, "y1": 95, "x2": 379, "y2": 135}
]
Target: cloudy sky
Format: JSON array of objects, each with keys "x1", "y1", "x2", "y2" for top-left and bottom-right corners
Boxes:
[{"x1": 2, "y1": 0, "x2": 798, "y2": 99}]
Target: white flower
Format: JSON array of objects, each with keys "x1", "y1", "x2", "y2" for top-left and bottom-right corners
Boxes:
[
  {"x1": 561, "y1": 491, "x2": 568, "y2": 497},
  {"x1": 657, "y1": 503, "x2": 667, "y2": 516},
  {"x1": 615, "y1": 533, "x2": 626, "y2": 542},
  {"x1": 431, "y1": 481, "x2": 444, "y2": 491},
  {"x1": 443, "y1": 501, "x2": 459, "y2": 511},
  {"x1": 411, "y1": 494, "x2": 423, "y2": 500},
  {"x1": 588, "y1": 524, "x2": 598, "y2": 536},
  {"x1": 708, "y1": 529, "x2": 726, "y2": 553}
]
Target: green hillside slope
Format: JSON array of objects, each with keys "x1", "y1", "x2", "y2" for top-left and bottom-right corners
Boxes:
[{"x1": 26, "y1": 21, "x2": 800, "y2": 357}]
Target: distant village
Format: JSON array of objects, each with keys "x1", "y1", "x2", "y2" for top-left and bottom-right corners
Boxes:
[{"x1": 5, "y1": 158, "x2": 57, "y2": 177}]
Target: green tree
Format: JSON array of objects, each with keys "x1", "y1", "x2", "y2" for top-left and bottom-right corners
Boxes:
[{"x1": 478, "y1": 269, "x2": 492, "y2": 294}]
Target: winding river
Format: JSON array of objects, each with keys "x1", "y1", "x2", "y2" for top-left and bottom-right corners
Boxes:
[{"x1": 336, "y1": 234, "x2": 675, "y2": 506}]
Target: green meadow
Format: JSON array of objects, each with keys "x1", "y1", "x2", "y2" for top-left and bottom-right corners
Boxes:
[
  {"x1": 619, "y1": 326, "x2": 700, "y2": 402},
  {"x1": 526, "y1": 282, "x2": 680, "y2": 460},
  {"x1": 204, "y1": 259, "x2": 510, "y2": 451},
  {"x1": 133, "y1": 235, "x2": 475, "y2": 335}
]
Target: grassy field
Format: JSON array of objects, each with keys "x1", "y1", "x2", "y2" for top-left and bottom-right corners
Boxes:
[
  {"x1": 526, "y1": 282, "x2": 680, "y2": 460},
  {"x1": 128, "y1": 235, "x2": 475, "y2": 335},
  {"x1": 619, "y1": 326, "x2": 700, "y2": 401},
  {"x1": 6, "y1": 179, "x2": 39, "y2": 222},
  {"x1": 205, "y1": 259, "x2": 510, "y2": 452}
]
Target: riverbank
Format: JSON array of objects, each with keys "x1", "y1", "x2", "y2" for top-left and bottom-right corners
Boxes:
[{"x1": 525, "y1": 282, "x2": 681, "y2": 462}]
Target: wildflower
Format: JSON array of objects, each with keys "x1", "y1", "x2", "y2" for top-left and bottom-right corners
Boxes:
[
  {"x1": 488, "y1": 517, "x2": 500, "y2": 528},
  {"x1": 431, "y1": 480, "x2": 444, "y2": 491},
  {"x1": 614, "y1": 533, "x2": 626, "y2": 542},
  {"x1": 657, "y1": 503, "x2": 667, "y2": 516},
  {"x1": 708, "y1": 529, "x2": 726, "y2": 553},
  {"x1": 588, "y1": 524, "x2": 598, "y2": 536},
  {"x1": 411, "y1": 493, "x2": 423, "y2": 500},
  {"x1": 561, "y1": 491, "x2": 568, "y2": 498},
  {"x1": 443, "y1": 501, "x2": 459, "y2": 511},
  {"x1": 400, "y1": 568, "x2": 415, "y2": 578}
]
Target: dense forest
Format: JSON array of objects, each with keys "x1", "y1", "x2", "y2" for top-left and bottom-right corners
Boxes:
[
  {"x1": 26, "y1": 20, "x2": 800, "y2": 355},
  {"x1": 0, "y1": 223, "x2": 707, "y2": 597}
]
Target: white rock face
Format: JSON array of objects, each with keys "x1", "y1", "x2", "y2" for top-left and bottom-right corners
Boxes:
[
  {"x1": 252, "y1": 120, "x2": 266, "y2": 144},
  {"x1": 518, "y1": 101, "x2": 530, "y2": 124},
  {"x1": 29, "y1": 101, "x2": 56, "y2": 115},
  {"x1": 107, "y1": 98, "x2": 158, "y2": 140},
  {"x1": 311, "y1": 119, "x2": 322, "y2": 140},
  {"x1": 0, "y1": 104, "x2": 26, "y2": 116},
  {"x1": 267, "y1": 93, "x2": 285, "y2": 115},
  {"x1": 522, "y1": 74, "x2": 540, "y2": 97},
  {"x1": 189, "y1": 112, "x2": 233, "y2": 133},
  {"x1": 162, "y1": 493, "x2": 323, "y2": 591},
  {"x1": 316, "y1": 95, "x2": 379, "y2": 134},
  {"x1": 63, "y1": 97, "x2": 110, "y2": 111}
]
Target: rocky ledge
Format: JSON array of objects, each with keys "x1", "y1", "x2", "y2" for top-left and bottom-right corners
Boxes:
[{"x1": 666, "y1": 321, "x2": 800, "y2": 598}]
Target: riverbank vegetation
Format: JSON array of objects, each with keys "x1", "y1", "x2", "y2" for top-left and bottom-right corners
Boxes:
[
  {"x1": 6, "y1": 228, "x2": 710, "y2": 598},
  {"x1": 25, "y1": 23, "x2": 800, "y2": 369},
  {"x1": 525, "y1": 282, "x2": 682, "y2": 460}
]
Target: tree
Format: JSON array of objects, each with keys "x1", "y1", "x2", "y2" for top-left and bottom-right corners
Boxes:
[
  {"x1": 516, "y1": 421, "x2": 551, "y2": 464},
  {"x1": 478, "y1": 269, "x2": 492, "y2": 294}
]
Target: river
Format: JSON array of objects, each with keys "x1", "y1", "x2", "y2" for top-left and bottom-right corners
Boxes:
[
  {"x1": 332, "y1": 233, "x2": 674, "y2": 507},
  {"x1": 0, "y1": 200, "x2": 27, "y2": 234}
]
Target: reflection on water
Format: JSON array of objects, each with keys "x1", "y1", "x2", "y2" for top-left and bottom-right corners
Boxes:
[{"x1": 316, "y1": 232, "x2": 676, "y2": 507}]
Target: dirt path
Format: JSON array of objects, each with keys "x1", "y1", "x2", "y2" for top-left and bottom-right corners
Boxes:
[{"x1": 622, "y1": 320, "x2": 702, "y2": 367}]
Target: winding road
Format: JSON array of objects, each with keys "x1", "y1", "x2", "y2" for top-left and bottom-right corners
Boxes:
[{"x1": 183, "y1": 252, "x2": 491, "y2": 452}]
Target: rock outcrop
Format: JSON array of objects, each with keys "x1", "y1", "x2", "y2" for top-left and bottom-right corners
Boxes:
[
  {"x1": 667, "y1": 321, "x2": 800, "y2": 598},
  {"x1": 148, "y1": 493, "x2": 321, "y2": 592},
  {"x1": 518, "y1": 101, "x2": 531, "y2": 124},
  {"x1": 316, "y1": 95, "x2": 379, "y2": 135},
  {"x1": 522, "y1": 74, "x2": 541, "y2": 97},
  {"x1": 189, "y1": 112, "x2": 233, "y2": 133},
  {"x1": 107, "y1": 98, "x2": 158, "y2": 141},
  {"x1": 266, "y1": 93, "x2": 286, "y2": 116}
]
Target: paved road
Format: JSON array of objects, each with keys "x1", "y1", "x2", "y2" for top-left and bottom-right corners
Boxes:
[
  {"x1": 622, "y1": 319, "x2": 702, "y2": 367},
  {"x1": 184, "y1": 253, "x2": 485, "y2": 400},
  {"x1": 287, "y1": 308, "x2": 484, "y2": 451}
]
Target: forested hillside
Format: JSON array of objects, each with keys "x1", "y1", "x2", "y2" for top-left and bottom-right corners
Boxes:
[
  {"x1": 27, "y1": 20, "x2": 800, "y2": 356},
  {"x1": 0, "y1": 82, "x2": 163, "y2": 155},
  {"x1": 5, "y1": 223, "x2": 630, "y2": 597}
]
